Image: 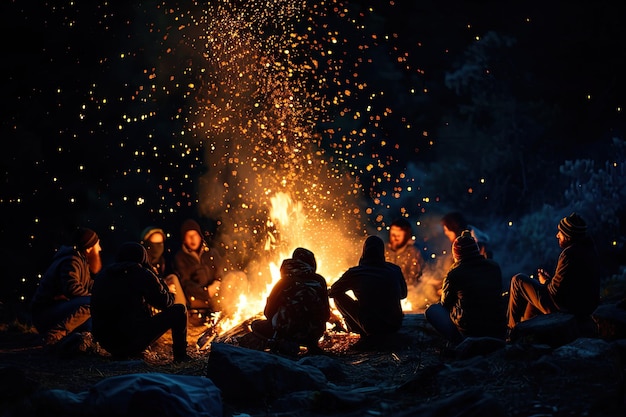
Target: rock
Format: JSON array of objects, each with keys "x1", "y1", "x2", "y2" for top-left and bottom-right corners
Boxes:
[
  {"x1": 509, "y1": 312, "x2": 586, "y2": 347},
  {"x1": 206, "y1": 342, "x2": 327, "y2": 405},
  {"x1": 454, "y1": 336, "x2": 506, "y2": 359},
  {"x1": 594, "y1": 302, "x2": 626, "y2": 340},
  {"x1": 33, "y1": 373, "x2": 222, "y2": 417}
]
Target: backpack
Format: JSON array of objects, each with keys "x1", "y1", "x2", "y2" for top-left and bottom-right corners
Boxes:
[{"x1": 271, "y1": 278, "x2": 327, "y2": 344}]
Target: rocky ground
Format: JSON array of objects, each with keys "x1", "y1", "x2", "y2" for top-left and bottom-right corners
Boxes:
[{"x1": 1, "y1": 307, "x2": 625, "y2": 417}]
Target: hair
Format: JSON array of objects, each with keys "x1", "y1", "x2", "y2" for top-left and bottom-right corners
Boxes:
[
  {"x1": 441, "y1": 212, "x2": 468, "y2": 237},
  {"x1": 391, "y1": 218, "x2": 412, "y2": 235}
]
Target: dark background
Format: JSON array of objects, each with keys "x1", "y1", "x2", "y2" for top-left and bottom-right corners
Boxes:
[{"x1": 2, "y1": 0, "x2": 625, "y2": 305}]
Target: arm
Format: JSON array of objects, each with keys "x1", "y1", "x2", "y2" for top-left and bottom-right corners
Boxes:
[
  {"x1": 60, "y1": 255, "x2": 92, "y2": 297},
  {"x1": 264, "y1": 279, "x2": 286, "y2": 319},
  {"x1": 140, "y1": 267, "x2": 174, "y2": 311},
  {"x1": 439, "y1": 271, "x2": 456, "y2": 309}
]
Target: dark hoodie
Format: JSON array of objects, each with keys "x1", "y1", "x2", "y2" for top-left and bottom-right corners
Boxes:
[
  {"x1": 174, "y1": 219, "x2": 223, "y2": 311},
  {"x1": 91, "y1": 242, "x2": 174, "y2": 349},
  {"x1": 263, "y1": 248, "x2": 330, "y2": 323},
  {"x1": 329, "y1": 236, "x2": 408, "y2": 334}
]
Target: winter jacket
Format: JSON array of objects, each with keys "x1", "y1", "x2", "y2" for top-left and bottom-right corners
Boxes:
[
  {"x1": 91, "y1": 261, "x2": 174, "y2": 350},
  {"x1": 440, "y1": 254, "x2": 506, "y2": 337},
  {"x1": 174, "y1": 243, "x2": 223, "y2": 310},
  {"x1": 547, "y1": 236, "x2": 601, "y2": 316},
  {"x1": 264, "y1": 258, "x2": 331, "y2": 325},
  {"x1": 31, "y1": 246, "x2": 93, "y2": 310},
  {"x1": 330, "y1": 236, "x2": 408, "y2": 335},
  {"x1": 385, "y1": 242, "x2": 424, "y2": 286}
]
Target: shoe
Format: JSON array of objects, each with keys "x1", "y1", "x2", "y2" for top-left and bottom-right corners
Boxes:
[
  {"x1": 173, "y1": 353, "x2": 193, "y2": 363},
  {"x1": 270, "y1": 338, "x2": 300, "y2": 357}
]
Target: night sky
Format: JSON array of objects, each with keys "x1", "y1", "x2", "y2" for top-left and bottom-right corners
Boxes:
[{"x1": 2, "y1": 1, "x2": 625, "y2": 307}]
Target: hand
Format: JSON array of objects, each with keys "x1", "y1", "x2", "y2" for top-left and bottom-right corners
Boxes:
[
  {"x1": 208, "y1": 280, "x2": 221, "y2": 298},
  {"x1": 537, "y1": 268, "x2": 550, "y2": 284},
  {"x1": 168, "y1": 284, "x2": 177, "y2": 294}
]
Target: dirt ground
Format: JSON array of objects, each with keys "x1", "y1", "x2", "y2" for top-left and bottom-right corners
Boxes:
[{"x1": 1, "y1": 312, "x2": 625, "y2": 417}]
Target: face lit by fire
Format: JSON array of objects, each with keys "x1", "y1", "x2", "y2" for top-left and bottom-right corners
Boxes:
[
  {"x1": 389, "y1": 225, "x2": 407, "y2": 250},
  {"x1": 556, "y1": 229, "x2": 569, "y2": 248},
  {"x1": 86, "y1": 240, "x2": 103, "y2": 274},
  {"x1": 443, "y1": 225, "x2": 457, "y2": 243},
  {"x1": 183, "y1": 230, "x2": 203, "y2": 252}
]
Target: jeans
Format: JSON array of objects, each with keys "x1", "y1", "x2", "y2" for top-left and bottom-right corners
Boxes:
[
  {"x1": 424, "y1": 303, "x2": 464, "y2": 344},
  {"x1": 32, "y1": 296, "x2": 92, "y2": 344},
  {"x1": 507, "y1": 273, "x2": 557, "y2": 328}
]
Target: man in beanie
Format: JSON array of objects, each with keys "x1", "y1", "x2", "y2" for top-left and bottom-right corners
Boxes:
[
  {"x1": 31, "y1": 226, "x2": 103, "y2": 347},
  {"x1": 91, "y1": 242, "x2": 191, "y2": 362},
  {"x1": 507, "y1": 212, "x2": 601, "y2": 329},
  {"x1": 140, "y1": 226, "x2": 186, "y2": 306},
  {"x1": 425, "y1": 230, "x2": 506, "y2": 344},
  {"x1": 329, "y1": 236, "x2": 408, "y2": 350},
  {"x1": 174, "y1": 218, "x2": 224, "y2": 326}
]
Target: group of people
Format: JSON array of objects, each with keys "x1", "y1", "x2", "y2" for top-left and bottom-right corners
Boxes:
[
  {"x1": 425, "y1": 212, "x2": 601, "y2": 345},
  {"x1": 30, "y1": 210, "x2": 602, "y2": 360},
  {"x1": 30, "y1": 218, "x2": 223, "y2": 362},
  {"x1": 250, "y1": 235, "x2": 407, "y2": 354}
]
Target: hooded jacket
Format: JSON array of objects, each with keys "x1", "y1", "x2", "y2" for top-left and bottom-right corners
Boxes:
[
  {"x1": 31, "y1": 245, "x2": 93, "y2": 310},
  {"x1": 91, "y1": 242, "x2": 174, "y2": 351},
  {"x1": 174, "y1": 220, "x2": 223, "y2": 310},
  {"x1": 329, "y1": 236, "x2": 408, "y2": 334}
]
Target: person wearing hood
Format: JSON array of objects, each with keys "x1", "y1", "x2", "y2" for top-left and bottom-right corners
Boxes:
[
  {"x1": 174, "y1": 219, "x2": 224, "y2": 326},
  {"x1": 329, "y1": 235, "x2": 407, "y2": 348},
  {"x1": 507, "y1": 212, "x2": 601, "y2": 329},
  {"x1": 425, "y1": 230, "x2": 506, "y2": 345},
  {"x1": 385, "y1": 218, "x2": 425, "y2": 287},
  {"x1": 91, "y1": 242, "x2": 191, "y2": 362},
  {"x1": 140, "y1": 226, "x2": 186, "y2": 306},
  {"x1": 250, "y1": 247, "x2": 331, "y2": 355},
  {"x1": 31, "y1": 226, "x2": 102, "y2": 347}
]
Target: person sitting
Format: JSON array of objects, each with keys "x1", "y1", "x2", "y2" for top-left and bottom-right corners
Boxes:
[
  {"x1": 507, "y1": 212, "x2": 601, "y2": 329},
  {"x1": 30, "y1": 227, "x2": 102, "y2": 347},
  {"x1": 425, "y1": 230, "x2": 507, "y2": 345},
  {"x1": 91, "y1": 242, "x2": 191, "y2": 362},
  {"x1": 441, "y1": 211, "x2": 491, "y2": 259},
  {"x1": 251, "y1": 248, "x2": 331, "y2": 355},
  {"x1": 174, "y1": 219, "x2": 224, "y2": 327},
  {"x1": 140, "y1": 226, "x2": 186, "y2": 306},
  {"x1": 385, "y1": 218, "x2": 425, "y2": 287},
  {"x1": 329, "y1": 235, "x2": 408, "y2": 349}
]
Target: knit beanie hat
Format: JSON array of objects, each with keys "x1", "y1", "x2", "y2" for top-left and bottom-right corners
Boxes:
[
  {"x1": 558, "y1": 212, "x2": 587, "y2": 239},
  {"x1": 180, "y1": 219, "x2": 203, "y2": 239},
  {"x1": 73, "y1": 227, "x2": 99, "y2": 251},
  {"x1": 141, "y1": 226, "x2": 165, "y2": 243},
  {"x1": 452, "y1": 230, "x2": 481, "y2": 261},
  {"x1": 292, "y1": 247, "x2": 317, "y2": 271},
  {"x1": 116, "y1": 241, "x2": 149, "y2": 265}
]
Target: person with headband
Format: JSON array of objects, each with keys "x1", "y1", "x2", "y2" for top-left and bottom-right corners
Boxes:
[{"x1": 140, "y1": 226, "x2": 186, "y2": 306}]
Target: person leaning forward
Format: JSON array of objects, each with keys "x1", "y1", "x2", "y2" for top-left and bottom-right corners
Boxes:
[
  {"x1": 91, "y1": 242, "x2": 191, "y2": 362},
  {"x1": 30, "y1": 227, "x2": 102, "y2": 347},
  {"x1": 507, "y1": 212, "x2": 601, "y2": 330}
]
